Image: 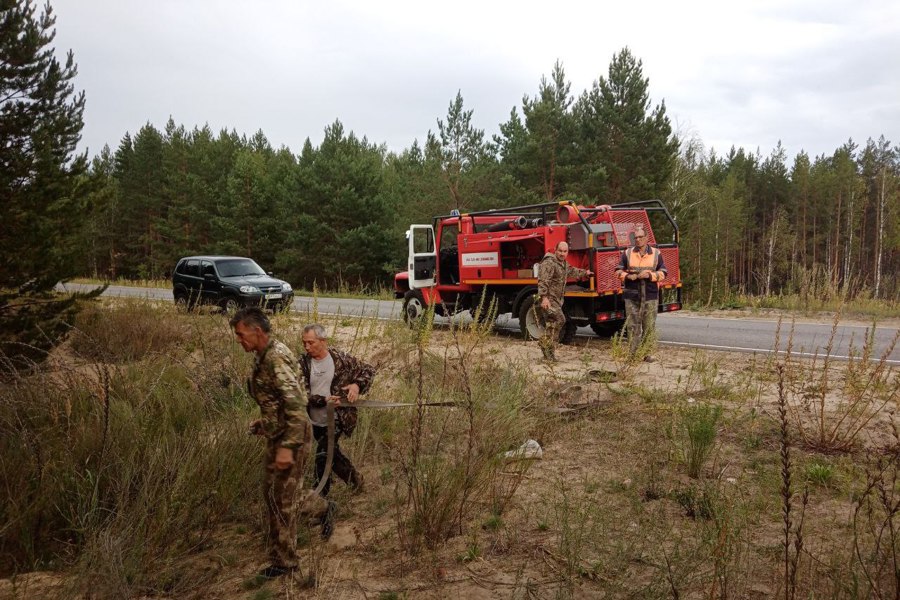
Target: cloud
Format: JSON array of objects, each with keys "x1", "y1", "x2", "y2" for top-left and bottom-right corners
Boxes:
[{"x1": 50, "y1": 0, "x2": 900, "y2": 161}]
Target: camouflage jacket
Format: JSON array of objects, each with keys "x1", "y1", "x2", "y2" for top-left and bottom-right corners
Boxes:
[
  {"x1": 299, "y1": 348, "x2": 376, "y2": 436},
  {"x1": 537, "y1": 253, "x2": 590, "y2": 308},
  {"x1": 249, "y1": 340, "x2": 311, "y2": 449}
]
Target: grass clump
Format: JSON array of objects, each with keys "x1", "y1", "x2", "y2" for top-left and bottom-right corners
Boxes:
[
  {"x1": 70, "y1": 301, "x2": 191, "y2": 363},
  {"x1": 675, "y1": 401, "x2": 723, "y2": 478},
  {"x1": 0, "y1": 306, "x2": 259, "y2": 596}
]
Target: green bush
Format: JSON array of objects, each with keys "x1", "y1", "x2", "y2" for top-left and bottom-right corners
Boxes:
[{"x1": 677, "y1": 402, "x2": 723, "y2": 478}]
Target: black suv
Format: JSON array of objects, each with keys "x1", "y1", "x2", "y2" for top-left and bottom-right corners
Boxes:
[{"x1": 172, "y1": 256, "x2": 294, "y2": 312}]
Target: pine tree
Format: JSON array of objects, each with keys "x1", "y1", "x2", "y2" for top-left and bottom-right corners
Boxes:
[
  {"x1": 495, "y1": 61, "x2": 577, "y2": 200},
  {"x1": 0, "y1": 0, "x2": 96, "y2": 362},
  {"x1": 1, "y1": 0, "x2": 86, "y2": 288},
  {"x1": 575, "y1": 48, "x2": 678, "y2": 202}
]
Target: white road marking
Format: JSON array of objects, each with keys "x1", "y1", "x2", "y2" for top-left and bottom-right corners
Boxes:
[
  {"x1": 664, "y1": 313, "x2": 897, "y2": 330},
  {"x1": 657, "y1": 340, "x2": 900, "y2": 365}
]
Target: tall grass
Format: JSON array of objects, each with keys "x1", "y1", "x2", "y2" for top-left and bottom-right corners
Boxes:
[
  {"x1": 0, "y1": 304, "x2": 259, "y2": 596},
  {"x1": 778, "y1": 315, "x2": 899, "y2": 452},
  {"x1": 676, "y1": 402, "x2": 723, "y2": 478},
  {"x1": 394, "y1": 305, "x2": 533, "y2": 550}
]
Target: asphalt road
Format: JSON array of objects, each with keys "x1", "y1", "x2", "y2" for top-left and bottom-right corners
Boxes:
[{"x1": 58, "y1": 282, "x2": 899, "y2": 364}]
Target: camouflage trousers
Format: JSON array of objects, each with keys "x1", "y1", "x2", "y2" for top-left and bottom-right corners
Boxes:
[
  {"x1": 624, "y1": 298, "x2": 657, "y2": 356},
  {"x1": 263, "y1": 440, "x2": 310, "y2": 569},
  {"x1": 538, "y1": 303, "x2": 566, "y2": 356}
]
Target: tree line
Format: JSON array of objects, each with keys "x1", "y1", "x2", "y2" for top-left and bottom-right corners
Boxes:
[
  {"x1": 4, "y1": 0, "x2": 899, "y2": 310},
  {"x1": 79, "y1": 54, "x2": 899, "y2": 302}
]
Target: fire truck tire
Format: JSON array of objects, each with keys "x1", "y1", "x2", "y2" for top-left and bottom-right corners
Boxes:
[
  {"x1": 518, "y1": 295, "x2": 542, "y2": 340},
  {"x1": 402, "y1": 290, "x2": 427, "y2": 326},
  {"x1": 590, "y1": 322, "x2": 623, "y2": 338},
  {"x1": 519, "y1": 295, "x2": 579, "y2": 344}
]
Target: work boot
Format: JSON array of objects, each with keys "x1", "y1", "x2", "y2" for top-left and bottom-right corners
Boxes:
[
  {"x1": 259, "y1": 565, "x2": 293, "y2": 579},
  {"x1": 540, "y1": 343, "x2": 555, "y2": 362},
  {"x1": 348, "y1": 470, "x2": 365, "y2": 494},
  {"x1": 320, "y1": 500, "x2": 337, "y2": 541}
]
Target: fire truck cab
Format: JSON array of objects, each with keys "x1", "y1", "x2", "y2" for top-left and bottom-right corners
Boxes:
[{"x1": 395, "y1": 200, "x2": 682, "y2": 342}]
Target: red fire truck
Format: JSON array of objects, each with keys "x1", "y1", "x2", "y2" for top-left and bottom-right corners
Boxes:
[{"x1": 394, "y1": 200, "x2": 682, "y2": 342}]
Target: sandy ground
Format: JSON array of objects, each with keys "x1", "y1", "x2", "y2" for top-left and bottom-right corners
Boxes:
[{"x1": 2, "y1": 312, "x2": 897, "y2": 599}]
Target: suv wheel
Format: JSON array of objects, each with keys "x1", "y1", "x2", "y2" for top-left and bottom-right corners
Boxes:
[
  {"x1": 221, "y1": 297, "x2": 241, "y2": 314},
  {"x1": 174, "y1": 293, "x2": 190, "y2": 312}
]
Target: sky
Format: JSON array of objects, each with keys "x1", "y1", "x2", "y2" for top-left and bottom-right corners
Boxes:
[{"x1": 49, "y1": 0, "x2": 900, "y2": 163}]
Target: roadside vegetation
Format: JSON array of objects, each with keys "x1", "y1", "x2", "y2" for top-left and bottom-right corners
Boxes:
[
  {"x1": 69, "y1": 278, "x2": 397, "y2": 302},
  {"x1": 1, "y1": 299, "x2": 897, "y2": 599}
]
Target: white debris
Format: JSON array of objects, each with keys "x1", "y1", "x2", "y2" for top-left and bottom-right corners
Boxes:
[{"x1": 504, "y1": 439, "x2": 543, "y2": 460}]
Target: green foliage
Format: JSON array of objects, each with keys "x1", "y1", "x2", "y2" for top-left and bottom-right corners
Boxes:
[
  {"x1": 673, "y1": 483, "x2": 719, "y2": 520},
  {"x1": 0, "y1": 0, "x2": 87, "y2": 290},
  {"x1": 804, "y1": 460, "x2": 835, "y2": 487},
  {"x1": 12, "y1": 34, "x2": 893, "y2": 308},
  {"x1": 0, "y1": 0, "x2": 97, "y2": 363},
  {"x1": 0, "y1": 306, "x2": 257, "y2": 593},
  {"x1": 676, "y1": 401, "x2": 723, "y2": 478},
  {"x1": 574, "y1": 47, "x2": 678, "y2": 202}
]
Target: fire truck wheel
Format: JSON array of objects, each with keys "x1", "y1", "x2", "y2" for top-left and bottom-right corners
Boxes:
[
  {"x1": 518, "y1": 295, "x2": 543, "y2": 340},
  {"x1": 402, "y1": 290, "x2": 427, "y2": 326}
]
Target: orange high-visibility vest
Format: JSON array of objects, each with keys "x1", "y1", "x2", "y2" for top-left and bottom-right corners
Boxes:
[{"x1": 620, "y1": 246, "x2": 665, "y2": 282}]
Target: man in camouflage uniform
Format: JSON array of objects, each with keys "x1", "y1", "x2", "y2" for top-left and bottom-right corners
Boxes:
[
  {"x1": 300, "y1": 323, "x2": 376, "y2": 539},
  {"x1": 536, "y1": 241, "x2": 593, "y2": 361},
  {"x1": 231, "y1": 307, "x2": 312, "y2": 579}
]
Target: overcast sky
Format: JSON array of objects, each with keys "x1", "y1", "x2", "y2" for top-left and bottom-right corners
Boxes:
[{"x1": 50, "y1": 0, "x2": 899, "y2": 163}]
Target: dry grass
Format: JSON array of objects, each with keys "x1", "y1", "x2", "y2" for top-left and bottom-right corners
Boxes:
[{"x1": 1, "y1": 300, "x2": 898, "y2": 599}]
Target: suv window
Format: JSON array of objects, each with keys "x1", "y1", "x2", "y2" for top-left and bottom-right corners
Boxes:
[
  {"x1": 201, "y1": 261, "x2": 216, "y2": 277},
  {"x1": 215, "y1": 258, "x2": 265, "y2": 278},
  {"x1": 185, "y1": 259, "x2": 200, "y2": 277}
]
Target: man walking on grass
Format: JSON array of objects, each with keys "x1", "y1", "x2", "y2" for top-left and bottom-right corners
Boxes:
[
  {"x1": 615, "y1": 227, "x2": 668, "y2": 362},
  {"x1": 300, "y1": 324, "x2": 376, "y2": 540},
  {"x1": 231, "y1": 307, "x2": 312, "y2": 579}
]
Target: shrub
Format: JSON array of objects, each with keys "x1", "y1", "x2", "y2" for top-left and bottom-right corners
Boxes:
[
  {"x1": 0, "y1": 335, "x2": 259, "y2": 595},
  {"x1": 70, "y1": 301, "x2": 191, "y2": 363},
  {"x1": 676, "y1": 402, "x2": 723, "y2": 478}
]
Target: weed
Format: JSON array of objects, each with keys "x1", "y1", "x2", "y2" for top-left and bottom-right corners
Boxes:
[
  {"x1": 396, "y1": 306, "x2": 531, "y2": 550},
  {"x1": 673, "y1": 484, "x2": 717, "y2": 520},
  {"x1": 252, "y1": 589, "x2": 274, "y2": 600},
  {"x1": 482, "y1": 513, "x2": 503, "y2": 531},
  {"x1": 70, "y1": 301, "x2": 190, "y2": 362},
  {"x1": 804, "y1": 460, "x2": 835, "y2": 487},
  {"x1": 849, "y1": 427, "x2": 900, "y2": 597},
  {"x1": 780, "y1": 314, "x2": 899, "y2": 453},
  {"x1": 676, "y1": 401, "x2": 723, "y2": 478}
]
